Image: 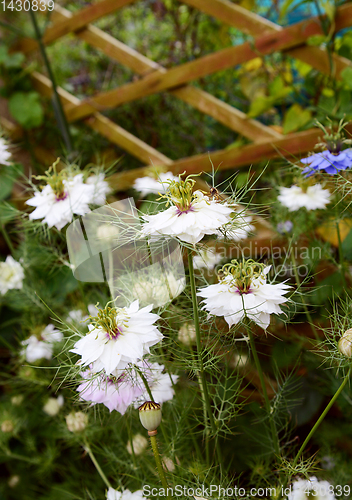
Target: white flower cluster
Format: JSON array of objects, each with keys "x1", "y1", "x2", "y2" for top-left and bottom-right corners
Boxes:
[
  {"x1": 26, "y1": 173, "x2": 110, "y2": 230},
  {"x1": 107, "y1": 488, "x2": 145, "y2": 500},
  {"x1": 288, "y1": 476, "x2": 336, "y2": 500},
  {"x1": 0, "y1": 256, "x2": 24, "y2": 296},
  {"x1": 21, "y1": 324, "x2": 63, "y2": 363},
  {"x1": 278, "y1": 184, "x2": 331, "y2": 211},
  {"x1": 133, "y1": 171, "x2": 179, "y2": 197}
]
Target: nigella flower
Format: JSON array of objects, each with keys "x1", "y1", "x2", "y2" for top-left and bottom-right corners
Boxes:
[
  {"x1": 132, "y1": 272, "x2": 186, "y2": 308},
  {"x1": 133, "y1": 171, "x2": 179, "y2": 197},
  {"x1": 288, "y1": 476, "x2": 336, "y2": 500},
  {"x1": 71, "y1": 300, "x2": 163, "y2": 375},
  {"x1": 140, "y1": 175, "x2": 234, "y2": 244},
  {"x1": 21, "y1": 324, "x2": 63, "y2": 363},
  {"x1": 277, "y1": 184, "x2": 331, "y2": 211},
  {"x1": 77, "y1": 361, "x2": 178, "y2": 414},
  {"x1": 26, "y1": 160, "x2": 110, "y2": 230},
  {"x1": 0, "y1": 137, "x2": 11, "y2": 165},
  {"x1": 215, "y1": 209, "x2": 254, "y2": 241},
  {"x1": 301, "y1": 118, "x2": 352, "y2": 176},
  {"x1": 106, "y1": 489, "x2": 145, "y2": 500},
  {"x1": 301, "y1": 149, "x2": 352, "y2": 176},
  {"x1": 0, "y1": 256, "x2": 24, "y2": 295},
  {"x1": 193, "y1": 248, "x2": 223, "y2": 271},
  {"x1": 197, "y1": 259, "x2": 291, "y2": 330}
]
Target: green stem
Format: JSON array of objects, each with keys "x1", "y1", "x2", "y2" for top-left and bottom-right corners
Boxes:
[
  {"x1": 187, "y1": 247, "x2": 223, "y2": 473},
  {"x1": 149, "y1": 434, "x2": 170, "y2": 497},
  {"x1": 247, "y1": 325, "x2": 280, "y2": 456},
  {"x1": 1, "y1": 224, "x2": 15, "y2": 254},
  {"x1": 83, "y1": 440, "x2": 112, "y2": 489},
  {"x1": 28, "y1": 10, "x2": 73, "y2": 154},
  {"x1": 277, "y1": 367, "x2": 351, "y2": 499},
  {"x1": 336, "y1": 219, "x2": 347, "y2": 292},
  {"x1": 290, "y1": 251, "x2": 320, "y2": 341}
]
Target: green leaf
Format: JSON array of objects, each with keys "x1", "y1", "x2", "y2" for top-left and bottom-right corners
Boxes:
[
  {"x1": 0, "y1": 163, "x2": 23, "y2": 201},
  {"x1": 8, "y1": 91, "x2": 44, "y2": 129},
  {"x1": 342, "y1": 227, "x2": 352, "y2": 261},
  {"x1": 307, "y1": 35, "x2": 327, "y2": 47},
  {"x1": 341, "y1": 67, "x2": 352, "y2": 90},
  {"x1": 247, "y1": 96, "x2": 275, "y2": 118},
  {"x1": 0, "y1": 202, "x2": 18, "y2": 225},
  {"x1": 4, "y1": 52, "x2": 25, "y2": 69},
  {"x1": 283, "y1": 104, "x2": 312, "y2": 134}
]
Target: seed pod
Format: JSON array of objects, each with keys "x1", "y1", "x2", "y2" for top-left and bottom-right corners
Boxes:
[
  {"x1": 338, "y1": 328, "x2": 352, "y2": 358},
  {"x1": 138, "y1": 401, "x2": 162, "y2": 432}
]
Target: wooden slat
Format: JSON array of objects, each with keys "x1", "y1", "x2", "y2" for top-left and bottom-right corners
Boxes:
[
  {"x1": 181, "y1": 0, "x2": 352, "y2": 78},
  {"x1": 30, "y1": 72, "x2": 172, "y2": 166},
  {"x1": 64, "y1": 4, "x2": 352, "y2": 122},
  {"x1": 16, "y1": 0, "x2": 138, "y2": 53}
]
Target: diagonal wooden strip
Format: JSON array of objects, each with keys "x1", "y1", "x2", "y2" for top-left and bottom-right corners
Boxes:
[
  {"x1": 181, "y1": 0, "x2": 352, "y2": 76},
  {"x1": 30, "y1": 72, "x2": 172, "y2": 166},
  {"x1": 64, "y1": 4, "x2": 352, "y2": 122}
]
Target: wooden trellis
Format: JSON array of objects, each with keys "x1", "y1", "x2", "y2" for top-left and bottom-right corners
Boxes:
[{"x1": 7, "y1": 0, "x2": 352, "y2": 188}]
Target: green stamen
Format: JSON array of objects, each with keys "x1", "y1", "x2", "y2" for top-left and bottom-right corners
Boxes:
[{"x1": 219, "y1": 258, "x2": 266, "y2": 294}]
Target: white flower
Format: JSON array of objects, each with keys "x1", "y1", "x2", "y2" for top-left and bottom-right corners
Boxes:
[
  {"x1": 107, "y1": 488, "x2": 145, "y2": 500},
  {"x1": 288, "y1": 476, "x2": 336, "y2": 500},
  {"x1": 132, "y1": 272, "x2": 186, "y2": 308},
  {"x1": 0, "y1": 256, "x2": 24, "y2": 295},
  {"x1": 126, "y1": 433, "x2": 148, "y2": 455},
  {"x1": 0, "y1": 137, "x2": 11, "y2": 165},
  {"x1": 26, "y1": 173, "x2": 94, "y2": 230},
  {"x1": 278, "y1": 184, "x2": 331, "y2": 211},
  {"x1": 141, "y1": 191, "x2": 234, "y2": 244},
  {"x1": 133, "y1": 172, "x2": 179, "y2": 197},
  {"x1": 97, "y1": 223, "x2": 120, "y2": 241},
  {"x1": 71, "y1": 300, "x2": 163, "y2": 375},
  {"x1": 65, "y1": 411, "x2": 88, "y2": 432},
  {"x1": 43, "y1": 395, "x2": 64, "y2": 416},
  {"x1": 216, "y1": 209, "x2": 254, "y2": 241},
  {"x1": 21, "y1": 324, "x2": 63, "y2": 362},
  {"x1": 197, "y1": 264, "x2": 291, "y2": 330},
  {"x1": 193, "y1": 248, "x2": 223, "y2": 271},
  {"x1": 177, "y1": 323, "x2": 197, "y2": 345},
  {"x1": 85, "y1": 173, "x2": 111, "y2": 205}
]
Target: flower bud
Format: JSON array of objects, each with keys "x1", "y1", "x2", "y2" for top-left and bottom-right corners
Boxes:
[
  {"x1": 338, "y1": 329, "x2": 352, "y2": 358},
  {"x1": 126, "y1": 433, "x2": 148, "y2": 455},
  {"x1": 65, "y1": 411, "x2": 88, "y2": 432},
  {"x1": 138, "y1": 401, "x2": 162, "y2": 432}
]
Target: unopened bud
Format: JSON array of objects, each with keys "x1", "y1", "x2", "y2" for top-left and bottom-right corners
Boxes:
[
  {"x1": 138, "y1": 401, "x2": 162, "y2": 432},
  {"x1": 65, "y1": 411, "x2": 88, "y2": 432},
  {"x1": 338, "y1": 329, "x2": 352, "y2": 358}
]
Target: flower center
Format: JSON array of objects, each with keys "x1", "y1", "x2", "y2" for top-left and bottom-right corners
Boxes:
[
  {"x1": 175, "y1": 205, "x2": 195, "y2": 217},
  {"x1": 105, "y1": 325, "x2": 123, "y2": 340},
  {"x1": 218, "y1": 258, "x2": 265, "y2": 294},
  {"x1": 88, "y1": 301, "x2": 129, "y2": 341},
  {"x1": 55, "y1": 191, "x2": 68, "y2": 202},
  {"x1": 34, "y1": 158, "x2": 68, "y2": 199}
]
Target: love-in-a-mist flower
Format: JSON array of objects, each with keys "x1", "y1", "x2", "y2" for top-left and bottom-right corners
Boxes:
[
  {"x1": 26, "y1": 160, "x2": 110, "y2": 230},
  {"x1": 71, "y1": 300, "x2": 163, "y2": 375},
  {"x1": 133, "y1": 171, "x2": 179, "y2": 197},
  {"x1": 288, "y1": 476, "x2": 336, "y2": 500},
  {"x1": 107, "y1": 488, "x2": 145, "y2": 500},
  {"x1": 21, "y1": 324, "x2": 63, "y2": 363},
  {"x1": 140, "y1": 175, "x2": 234, "y2": 244},
  {"x1": 77, "y1": 361, "x2": 177, "y2": 414},
  {"x1": 0, "y1": 137, "x2": 11, "y2": 165},
  {"x1": 277, "y1": 184, "x2": 331, "y2": 211},
  {"x1": 0, "y1": 256, "x2": 24, "y2": 295},
  {"x1": 215, "y1": 209, "x2": 254, "y2": 241},
  {"x1": 301, "y1": 119, "x2": 352, "y2": 176},
  {"x1": 193, "y1": 248, "x2": 223, "y2": 271},
  {"x1": 197, "y1": 259, "x2": 291, "y2": 330},
  {"x1": 132, "y1": 272, "x2": 186, "y2": 308}
]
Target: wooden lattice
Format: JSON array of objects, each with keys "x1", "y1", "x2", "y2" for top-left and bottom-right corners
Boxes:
[{"x1": 6, "y1": 0, "x2": 352, "y2": 189}]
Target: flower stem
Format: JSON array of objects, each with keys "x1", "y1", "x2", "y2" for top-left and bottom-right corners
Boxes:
[
  {"x1": 83, "y1": 440, "x2": 112, "y2": 489},
  {"x1": 277, "y1": 366, "x2": 351, "y2": 499},
  {"x1": 149, "y1": 434, "x2": 170, "y2": 497},
  {"x1": 290, "y1": 251, "x2": 320, "y2": 341},
  {"x1": 1, "y1": 224, "x2": 15, "y2": 255},
  {"x1": 247, "y1": 325, "x2": 280, "y2": 456},
  {"x1": 187, "y1": 247, "x2": 223, "y2": 473}
]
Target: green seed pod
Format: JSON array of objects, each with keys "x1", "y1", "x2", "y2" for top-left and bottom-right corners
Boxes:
[
  {"x1": 138, "y1": 401, "x2": 162, "y2": 431},
  {"x1": 338, "y1": 329, "x2": 352, "y2": 358}
]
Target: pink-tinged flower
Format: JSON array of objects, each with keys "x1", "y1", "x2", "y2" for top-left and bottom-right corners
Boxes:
[
  {"x1": 301, "y1": 149, "x2": 352, "y2": 176},
  {"x1": 197, "y1": 261, "x2": 291, "y2": 330},
  {"x1": 71, "y1": 300, "x2": 163, "y2": 375},
  {"x1": 77, "y1": 361, "x2": 177, "y2": 414}
]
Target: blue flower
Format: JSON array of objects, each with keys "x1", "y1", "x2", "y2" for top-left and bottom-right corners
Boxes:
[{"x1": 301, "y1": 149, "x2": 352, "y2": 176}]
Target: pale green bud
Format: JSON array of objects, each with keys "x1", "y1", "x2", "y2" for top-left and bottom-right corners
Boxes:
[
  {"x1": 338, "y1": 329, "x2": 352, "y2": 358},
  {"x1": 138, "y1": 401, "x2": 162, "y2": 431}
]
